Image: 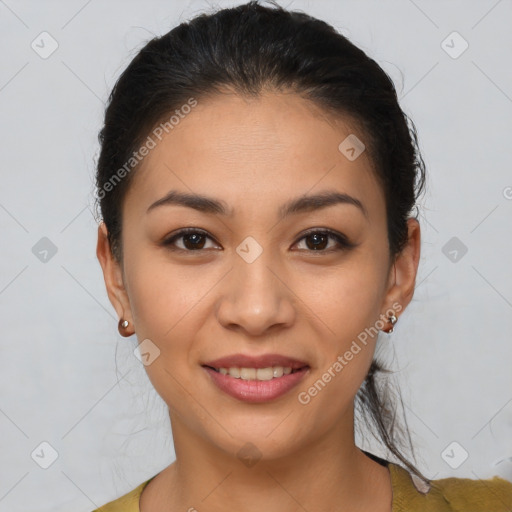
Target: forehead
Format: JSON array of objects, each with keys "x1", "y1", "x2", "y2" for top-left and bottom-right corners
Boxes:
[{"x1": 124, "y1": 91, "x2": 384, "y2": 221}]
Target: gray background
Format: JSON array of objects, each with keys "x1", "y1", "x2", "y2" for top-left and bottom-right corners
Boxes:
[{"x1": 0, "y1": 1, "x2": 511, "y2": 510}]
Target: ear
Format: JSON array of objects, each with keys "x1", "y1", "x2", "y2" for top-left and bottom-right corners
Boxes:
[
  {"x1": 382, "y1": 218, "x2": 421, "y2": 316},
  {"x1": 96, "y1": 221, "x2": 134, "y2": 331}
]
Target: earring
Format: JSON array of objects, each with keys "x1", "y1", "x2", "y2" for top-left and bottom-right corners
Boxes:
[
  {"x1": 385, "y1": 314, "x2": 397, "y2": 334},
  {"x1": 118, "y1": 318, "x2": 131, "y2": 336}
]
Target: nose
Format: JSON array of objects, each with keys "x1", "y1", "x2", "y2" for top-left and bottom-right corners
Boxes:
[{"x1": 215, "y1": 249, "x2": 296, "y2": 337}]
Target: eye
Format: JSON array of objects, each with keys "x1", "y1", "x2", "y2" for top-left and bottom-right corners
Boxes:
[
  {"x1": 294, "y1": 229, "x2": 355, "y2": 252},
  {"x1": 162, "y1": 228, "x2": 219, "y2": 252},
  {"x1": 162, "y1": 228, "x2": 355, "y2": 253}
]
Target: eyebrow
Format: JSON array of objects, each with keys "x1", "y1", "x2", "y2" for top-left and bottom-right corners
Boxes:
[{"x1": 146, "y1": 189, "x2": 368, "y2": 220}]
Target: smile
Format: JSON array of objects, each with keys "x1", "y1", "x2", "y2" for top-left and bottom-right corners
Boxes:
[
  {"x1": 207, "y1": 365, "x2": 305, "y2": 381},
  {"x1": 202, "y1": 365, "x2": 310, "y2": 403}
]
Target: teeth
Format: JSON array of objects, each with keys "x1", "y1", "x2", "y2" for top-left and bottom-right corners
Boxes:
[
  {"x1": 229, "y1": 367, "x2": 241, "y2": 378},
  {"x1": 240, "y1": 368, "x2": 256, "y2": 380},
  {"x1": 273, "y1": 367, "x2": 283, "y2": 378},
  {"x1": 215, "y1": 366, "x2": 299, "y2": 380}
]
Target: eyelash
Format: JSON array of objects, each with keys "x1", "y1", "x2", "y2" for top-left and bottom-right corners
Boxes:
[{"x1": 162, "y1": 227, "x2": 355, "y2": 254}]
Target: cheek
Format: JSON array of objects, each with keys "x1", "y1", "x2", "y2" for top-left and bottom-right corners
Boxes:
[
  {"x1": 294, "y1": 276, "x2": 381, "y2": 428},
  {"x1": 124, "y1": 257, "x2": 204, "y2": 405},
  {"x1": 293, "y1": 252, "x2": 387, "y2": 401},
  {"x1": 123, "y1": 252, "x2": 226, "y2": 391},
  {"x1": 299, "y1": 254, "x2": 388, "y2": 345},
  {"x1": 125, "y1": 249, "x2": 209, "y2": 341}
]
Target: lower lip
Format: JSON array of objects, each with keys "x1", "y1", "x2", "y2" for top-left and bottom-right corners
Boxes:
[{"x1": 202, "y1": 366, "x2": 310, "y2": 403}]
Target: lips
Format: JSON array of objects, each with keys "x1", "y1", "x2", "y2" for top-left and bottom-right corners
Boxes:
[
  {"x1": 202, "y1": 353, "x2": 309, "y2": 370},
  {"x1": 201, "y1": 353, "x2": 311, "y2": 402},
  {"x1": 202, "y1": 364, "x2": 310, "y2": 403}
]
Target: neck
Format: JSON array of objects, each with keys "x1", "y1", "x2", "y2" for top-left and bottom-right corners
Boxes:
[{"x1": 149, "y1": 409, "x2": 392, "y2": 512}]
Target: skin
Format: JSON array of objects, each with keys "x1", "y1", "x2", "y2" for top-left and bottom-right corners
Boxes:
[{"x1": 97, "y1": 89, "x2": 421, "y2": 512}]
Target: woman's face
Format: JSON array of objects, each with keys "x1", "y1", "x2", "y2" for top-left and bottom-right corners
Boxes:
[{"x1": 98, "y1": 90, "x2": 420, "y2": 461}]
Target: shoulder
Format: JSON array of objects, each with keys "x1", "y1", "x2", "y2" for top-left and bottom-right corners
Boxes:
[
  {"x1": 389, "y1": 462, "x2": 512, "y2": 512},
  {"x1": 91, "y1": 478, "x2": 154, "y2": 512},
  {"x1": 429, "y1": 474, "x2": 512, "y2": 511}
]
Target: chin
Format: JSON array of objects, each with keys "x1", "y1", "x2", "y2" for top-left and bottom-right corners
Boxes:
[{"x1": 206, "y1": 423, "x2": 307, "y2": 464}]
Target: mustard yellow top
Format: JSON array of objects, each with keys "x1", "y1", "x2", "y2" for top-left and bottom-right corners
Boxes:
[{"x1": 93, "y1": 459, "x2": 512, "y2": 512}]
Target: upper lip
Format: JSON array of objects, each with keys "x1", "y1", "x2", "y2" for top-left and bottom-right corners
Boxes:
[{"x1": 202, "y1": 353, "x2": 309, "y2": 370}]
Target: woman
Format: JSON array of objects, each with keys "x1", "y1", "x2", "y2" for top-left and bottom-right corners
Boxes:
[{"x1": 93, "y1": 1, "x2": 512, "y2": 510}]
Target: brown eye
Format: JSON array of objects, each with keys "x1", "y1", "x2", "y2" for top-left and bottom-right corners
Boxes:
[
  {"x1": 294, "y1": 229, "x2": 354, "y2": 252},
  {"x1": 163, "y1": 228, "x2": 218, "y2": 251}
]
